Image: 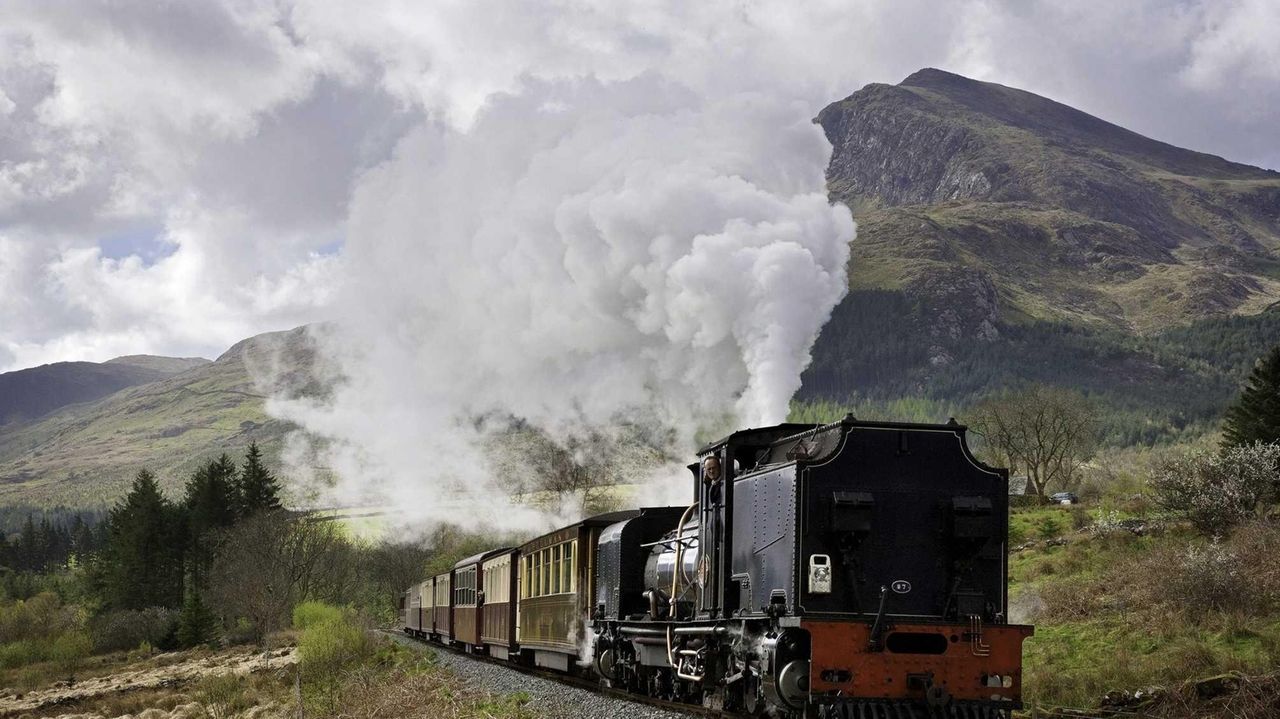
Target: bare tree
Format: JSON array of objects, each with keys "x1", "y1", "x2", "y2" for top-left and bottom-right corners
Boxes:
[
  {"x1": 530, "y1": 433, "x2": 619, "y2": 516},
  {"x1": 206, "y1": 513, "x2": 359, "y2": 641},
  {"x1": 967, "y1": 385, "x2": 1098, "y2": 497},
  {"x1": 492, "y1": 424, "x2": 670, "y2": 517}
]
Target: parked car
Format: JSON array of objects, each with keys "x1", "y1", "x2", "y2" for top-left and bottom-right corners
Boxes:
[{"x1": 1050, "y1": 491, "x2": 1079, "y2": 505}]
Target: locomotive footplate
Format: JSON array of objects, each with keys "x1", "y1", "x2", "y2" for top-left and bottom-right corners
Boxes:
[{"x1": 801, "y1": 619, "x2": 1033, "y2": 710}]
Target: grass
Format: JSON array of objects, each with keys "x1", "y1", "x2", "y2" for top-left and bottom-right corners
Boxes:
[{"x1": 1010, "y1": 502, "x2": 1280, "y2": 710}]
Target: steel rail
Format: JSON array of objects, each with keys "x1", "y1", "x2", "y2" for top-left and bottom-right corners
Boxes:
[{"x1": 385, "y1": 630, "x2": 733, "y2": 719}]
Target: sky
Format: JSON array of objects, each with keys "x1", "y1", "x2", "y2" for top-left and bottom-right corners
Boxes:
[{"x1": 1, "y1": 0, "x2": 1277, "y2": 374}]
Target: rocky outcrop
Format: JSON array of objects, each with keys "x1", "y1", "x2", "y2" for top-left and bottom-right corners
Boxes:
[{"x1": 815, "y1": 68, "x2": 1280, "y2": 336}]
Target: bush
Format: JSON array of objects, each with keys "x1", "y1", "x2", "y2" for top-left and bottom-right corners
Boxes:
[
  {"x1": 1150, "y1": 442, "x2": 1280, "y2": 535},
  {"x1": 0, "y1": 592, "x2": 80, "y2": 644},
  {"x1": 89, "y1": 607, "x2": 179, "y2": 653},
  {"x1": 293, "y1": 601, "x2": 347, "y2": 631},
  {"x1": 49, "y1": 630, "x2": 92, "y2": 676},
  {"x1": 194, "y1": 672, "x2": 257, "y2": 719},
  {"x1": 1037, "y1": 515, "x2": 1062, "y2": 540},
  {"x1": 296, "y1": 602, "x2": 374, "y2": 714},
  {"x1": 1010, "y1": 494, "x2": 1049, "y2": 508},
  {"x1": 1068, "y1": 506, "x2": 1092, "y2": 531},
  {"x1": 0, "y1": 640, "x2": 41, "y2": 669},
  {"x1": 1161, "y1": 542, "x2": 1255, "y2": 616},
  {"x1": 299, "y1": 615, "x2": 371, "y2": 678}
]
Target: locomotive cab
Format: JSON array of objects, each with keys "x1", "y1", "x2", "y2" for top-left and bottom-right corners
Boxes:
[{"x1": 698, "y1": 416, "x2": 1033, "y2": 716}]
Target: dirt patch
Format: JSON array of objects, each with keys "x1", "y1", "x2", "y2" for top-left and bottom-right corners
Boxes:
[{"x1": 0, "y1": 647, "x2": 295, "y2": 718}]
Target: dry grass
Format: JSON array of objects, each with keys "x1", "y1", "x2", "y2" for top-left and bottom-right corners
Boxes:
[{"x1": 327, "y1": 663, "x2": 535, "y2": 719}]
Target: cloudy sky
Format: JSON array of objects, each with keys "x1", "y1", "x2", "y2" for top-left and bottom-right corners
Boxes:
[{"x1": 1, "y1": 0, "x2": 1278, "y2": 375}]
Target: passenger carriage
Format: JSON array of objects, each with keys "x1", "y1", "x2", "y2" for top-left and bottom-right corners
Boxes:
[
  {"x1": 432, "y1": 570, "x2": 453, "y2": 642},
  {"x1": 516, "y1": 511, "x2": 639, "y2": 671},
  {"x1": 480, "y1": 548, "x2": 520, "y2": 660},
  {"x1": 452, "y1": 548, "x2": 514, "y2": 651}
]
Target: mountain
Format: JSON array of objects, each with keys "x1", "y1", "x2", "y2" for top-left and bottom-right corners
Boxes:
[
  {"x1": 105, "y1": 355, "x2": 211, "y2": 375},
  {"x1": 0, "y1": 328, "x2": 320, "y2": 507},
  {"x1": 0, "y1": 356, "x2": 210, "y2": 426},
  {"x1": 801, "y1": 69, "x2": 1280, "y2": 442}
]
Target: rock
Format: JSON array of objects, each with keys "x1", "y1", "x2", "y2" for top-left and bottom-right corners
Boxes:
[
  {"x1": 170, "y1": 704, "x2": 204, "y2": 719},
  {"x1": 1194, "y1": 673, "x2": 1242, "y2": 699},
  {"x1": 1100, "y1": 685, "x2": 1165, "y2": 708}
]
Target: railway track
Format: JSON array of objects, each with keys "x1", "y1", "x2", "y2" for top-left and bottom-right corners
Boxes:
[
  {"x1": 386, "y1": 630, "x2": 730, "y2": 718},
  {"x1": 386, "y1": 632, "x2": 1142, "y2": 719}
]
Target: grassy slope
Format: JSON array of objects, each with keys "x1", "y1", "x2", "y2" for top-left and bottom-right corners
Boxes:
[
  {"x1": 0, "y1": 328, "x2": 315, "y2": 506},
  {"x1": 1010, "y1": 504, "x2": 1280, "y2": 710},
  {"x1": 0, "y1": 359, "x2": 208, "y2": 428}
]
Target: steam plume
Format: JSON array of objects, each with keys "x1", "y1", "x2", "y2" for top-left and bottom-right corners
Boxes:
[{"x1": 272, "y1": 53, "x2": 853, "y2": 530}]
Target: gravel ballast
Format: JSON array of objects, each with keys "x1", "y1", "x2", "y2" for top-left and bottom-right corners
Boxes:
[{"x1": 391, "y1": 634, "x2": 692, "y2": 719}]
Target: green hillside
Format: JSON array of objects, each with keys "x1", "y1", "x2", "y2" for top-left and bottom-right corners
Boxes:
[
  {"x1": 0, "y1": 356, "x2": 208, "y2": 427},
  {"x1": 0, "y1": 328, "x2": 317, "y2": 506}
]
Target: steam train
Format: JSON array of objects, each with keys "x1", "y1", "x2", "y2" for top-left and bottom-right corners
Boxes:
[{"x1": 401, "y1": 416, "x2": 1032, "y2": 717}]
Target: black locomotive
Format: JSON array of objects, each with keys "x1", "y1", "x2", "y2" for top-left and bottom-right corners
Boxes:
[{"x1": 403, "y1": 416, "x2": 1032, "y2": 717}]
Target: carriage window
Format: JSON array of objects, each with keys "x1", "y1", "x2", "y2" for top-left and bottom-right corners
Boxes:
[
  {"x1": 521, "y1": 556, "x2": 529, "y2": 598},
  {"x1": 532, "y1": 553, "x2": 541, "y2": 597},
  {"x1": 551, "y1": 545, "x2": 561, "y2": 594},
  {"x1": 563, "y1": 542, "x2": 574, "y2": 593},
  {"x1": 536, "y1": 549, "x2": 545, "y2": 595}
]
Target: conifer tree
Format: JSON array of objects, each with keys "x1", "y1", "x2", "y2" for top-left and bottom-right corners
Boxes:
[
  {"x1": 176, "y1": 588, "x2": 219, "y2": 648},
  {"x1": 184, "y1": 456, "x2": 240, "y2": 534},
  {"x1": 1223, "y1": 345, "x2": 1280, "y2": 448},
  {"x1": 18, "y1": 515, "x2": 37, "y2": 571},
  {"x1": 182, "y1": 456, "x2": 240, "y2": 588},
  {"x1": 237, "y1": 443, "x2": 283, "y2": 516},
  {"x1": 101, "y1": 469, "x2": 184, "y2": 609}
]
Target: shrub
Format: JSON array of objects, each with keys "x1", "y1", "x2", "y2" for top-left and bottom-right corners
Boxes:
[
  {"x1": 299, "y1": 614, "x2": 371, "y2": 679},
  {"x1": 1225, "y1": 520, "x2": 1280, "y2": 611},
  {"x1": 194, "y1": 672, "x2": 257, "y2": 719},
  {"x1": 0, "y1": 592, "x2": 79, "y2": 644},
  {"x1": 293, "y1": 601, "x2": 347, "y2": 631},
  {"x1": 1009, "y1": 494, "x2": 1049, "y2": 508},
  {"x1": 89, "y1": 607, "x2": 179, "y2": 653},
  {"x1": 1068, "y1": 506, "x2": 1092, "y2": 530},
  {"x1": 1037, "y1": 515, "x2": 1061, "y2": 540},
  {"x1": 295, "y1": 602, "x2": 374, "y2": 713},
  {"x1": 0, "y1": 640, "x2": 41, "y2": 669},
  {"x1": 1150, "y1": 442, "x2": 1280, "y2": 535},
  {"x1": 49, "y1": 630, "x2": 92, "y2": 676},
  {"x1": 1162, "y1": 541, "x2": 1255, "y2": 616}
]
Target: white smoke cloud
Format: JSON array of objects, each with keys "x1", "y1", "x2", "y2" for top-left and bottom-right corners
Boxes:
[{"x1": 269, "y1": 75, "x2": 852, "y2": 525}]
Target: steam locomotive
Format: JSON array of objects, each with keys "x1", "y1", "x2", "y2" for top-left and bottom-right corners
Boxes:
[{"x1": 401, "y1": 416, "x2": 1032, "y2": 717}]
